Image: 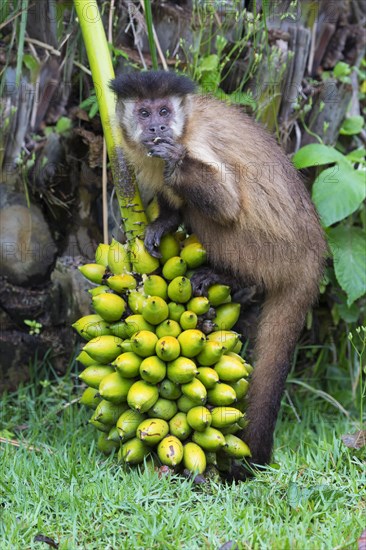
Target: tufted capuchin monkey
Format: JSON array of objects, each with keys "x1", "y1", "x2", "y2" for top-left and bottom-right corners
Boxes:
[{"x1": 110, "y1": 70, "x2": 327, "y2": 478}]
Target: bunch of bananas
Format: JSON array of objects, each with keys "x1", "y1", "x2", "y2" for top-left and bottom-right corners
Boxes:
[{"x1": 74, "y1": 233, "x2": 251, "y2": 476}]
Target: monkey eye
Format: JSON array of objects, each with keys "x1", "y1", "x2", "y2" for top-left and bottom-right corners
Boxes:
[
  {"x1": 159, "y1": 107, "x2": 169, "y2": 117},
  {"x1": 139, "y1": 109, "x2": 150, "y2": 118}
]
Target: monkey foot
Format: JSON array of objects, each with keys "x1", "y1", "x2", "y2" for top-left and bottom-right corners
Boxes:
[{"x1": 190, "y1": 267, "x2": 228, "y2": 296}]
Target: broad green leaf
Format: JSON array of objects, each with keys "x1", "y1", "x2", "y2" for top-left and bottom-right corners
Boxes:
[
  {"x1": 327, "y1": 226, "x2": 366, "y2": 306},
  {"x1": 312, "y1": 164, "x2": 366, "y2": 226},
  {"x1": 346, "y1": 147, "x2": 366, "y2": 163},
  {"x1": 340, "y1": 116, "x2": 364, "y2": 136},
  {"x1": 336, "y1": 302, "x2": 360, "y2": 323},
  {"x1": 292, "y1": 144, "x2": 345, "y2": 169}
]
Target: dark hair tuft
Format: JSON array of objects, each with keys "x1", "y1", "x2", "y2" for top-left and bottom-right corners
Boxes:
[{"x1": 110, "y1": 70, "x2": 196, "y2": 99}]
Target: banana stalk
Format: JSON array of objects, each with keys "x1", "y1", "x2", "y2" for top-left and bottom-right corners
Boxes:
[{"x1": 73, "y1": 0, "x2": 147, "y2": 243}]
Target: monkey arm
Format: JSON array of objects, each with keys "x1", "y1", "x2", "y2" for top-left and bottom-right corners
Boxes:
[
  {"x1": 146, "y1": 137, "x2": 241, "y2": 224},
  {"x1": 144, "y1": 192, "x2": 182, "y2": 257}
]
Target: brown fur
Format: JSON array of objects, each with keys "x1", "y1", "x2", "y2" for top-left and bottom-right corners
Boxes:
[{"x1": 113, "y1": 77, "x2": 327, "y2": 472}]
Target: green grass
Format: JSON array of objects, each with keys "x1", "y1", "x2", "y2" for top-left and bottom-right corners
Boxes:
[{"x1": 0, "y1": 368, "x2": 365, "y2": 550}]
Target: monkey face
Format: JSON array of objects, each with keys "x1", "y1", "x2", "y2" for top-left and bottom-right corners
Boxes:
[{"x1": 121, "y1": 97, "x2": 185, "y2": 149}]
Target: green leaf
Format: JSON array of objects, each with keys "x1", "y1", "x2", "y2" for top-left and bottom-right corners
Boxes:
[
  {"x1": 336, "y1": 302, "x2": 360, "y2": 323},
  {"x1": 340, "y1": 116, "x2": 364, "y2": 136},
  {"x1": 346, "y1": 147, "x2": 366, "y2": 163},
  {"x1": 287, "y1": 482, "x2": 301, "y2": 509},
  {"x1": 292, "y1": 144, "x2": 346, "y2": 169},
  {"x1": 312, "y1": 164, "x2": 366, "y2": 226},
  {"x1": 56, "y1": 117, "x2": 72, "y2": 134},
  {"x1": 198, "y1": 54, "x2": 219, "y2": 72},
  {"x1": 23, "y1": 54, "x2": 39, "y2": 74},
  {"x1": 327, "y1": 226, "x2": 366, "y2": 306},
  {"x1": 333, "y1": 61, "x2": 351, "y2": 78}
]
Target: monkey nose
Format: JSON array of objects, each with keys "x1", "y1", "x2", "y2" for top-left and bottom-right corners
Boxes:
[{"x1": 149, "y1": 125, "x2": 167, "y2": 133}]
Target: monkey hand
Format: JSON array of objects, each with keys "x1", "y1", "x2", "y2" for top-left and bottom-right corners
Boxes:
[
  {"x1": 144, "y1": 137, "x2": 186, "y2": 168},
  {"x1": 144, "y1": 223, "x2": 164, "y2": 258},
  {"x1": 190, "y1": 267, "x2": 231, "y2": 297}
]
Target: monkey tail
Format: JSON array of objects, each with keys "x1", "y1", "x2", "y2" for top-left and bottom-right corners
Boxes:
[{"x1": 242, "y1": 284, "x2": 318, "y2": 466}]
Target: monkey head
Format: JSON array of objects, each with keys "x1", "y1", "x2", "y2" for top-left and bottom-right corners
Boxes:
[{"x1": 110, "y1": 71, "x2": 196, "y2": 150}]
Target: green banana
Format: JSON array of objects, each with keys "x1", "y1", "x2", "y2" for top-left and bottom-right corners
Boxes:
[
  {"x1": 159, "y1": 379, "x2": 182, "y2": 400},
  {"x1": 183, "y1": 442, "x2": 207, "y2": 474},
  {"x1": 92, "y1": 293, "x2": 126, "y2": 322},
  {"x1": 110, "y1": 314, "x2": 154, "y2": 339},
  {"x1": 196, "y1": 367, "x2": 220, "y2": 388},
  {"x1": 72, "y1": 314, "x2": 111, "y2": 341},
  {"x1": 143, "y1": 275, "x2": 168, "y2": 299},
  {"x1": 79, "y1": 263, "x2": 106, "y2": 284},
  {"x1": 167, "y1": 276, "x2": 192, "y2": 304},
  {"x1": 167, "y1": 357, "x2": 198, "y2": 384},
  {"x1": 162, "y1": 256, "x2": 187, "y2": 280},
  {"x1": 169, "y1": 412, "x2": 192, "y2": 440},
  {"x1": 83, "y1": 335, "x2": 123, "y2": 363},
  {"x1": 179, "y1": 311, "x2": 198, "y2": 330},
  {"x1": 178, "y1": 329, "x2": 206, "y2": 357},
  {"x1": 186, "y1": 406, "x2": 212, "y2": 431},
  {"x1": 147, "y1": 398, "x2": 178, "y2": 420},
  {"x1": 155, "y1": 319, "x2": 182, "y2": 339},
  {"x1": 95, "y1": 243, "x2": 110, "y2": 267},
  {"x1": 130, "y1": 330, "x2": 159, "y2": 358},
  {"x1": 186, "y1": 297, "x2": 210, "y2": 315},
  {"x1": 192, "y1": 426, "x2": 226, "y2": 451},
  {"x1": 207, "y1": 383, "x2": 237, "y2": 406},
  {"x1": 214, "y1": 355, "x2": 249, "y2": 382},
  {"x1": 107, "y1": 274, "x2": 137, "y2": 293},
  {"x1": 139, "y1": 356, "x2": 166, "y2": 384},
  {"x1": 210, "y1": 406, "x2": 244, "y2": 428},
  {"x1": 157, "y1": 436, "x2": 184, "y2": 466},
  {"x1": 158, "y1": 233, "x2": 180, "y2": 263},
  {"x1": 141, "y1": 296, "x2": 169, "y2": 325},
  {"x1": 177, "y1": 395, "x2": 199, "y2": 413},
  {"x1": 108, "y1": 238, "x2": 131, "y2": 274},
  {"x1": 127, "y1": 380, "x2": 159, "y2": 413},
  {"x1": 180, "y1": 242, "x2": 207, "y2": 268},
  {"x1": 213, "y1": 303, "x2": 241, "y2": 331},
  {"x1": 196, "y1": 341, "x2": 224, "y2": 366},
  {"x1": 181, "y1": 378, "x2": 207, "y2": 404},
  {"x1": 91, "y1": 400, "x2": 127, "y2": 426},
  {"x1": 98, "y1": 372, "x2": 134, "y2": 404},
  {"x1": 168, "y1": 302, "x2": 185, "y2": 322},
  {"x1": 207, "y1": 284, "x2": 231, "y2": 306},
  {"x1": 119, "y1": 437, "x2": 150, "y2": 464},
  {"x1": 223, "y1": 434, "x2": 251, "y2": 458},
  {"x1": 207, "y1": 330, "x2": 240, "y2": 352},
  {"x1": 97, "y1": 432, "x2": 119, "y2": 455},
  {"x1": 116, "y1": 409, "x2": 146, "y2": 441},
  {"x1": 79, "y1": 387, "x2": 102, "y2": 409},
  {"x1": 79, "y1": 364, "x2": 115, "y2": 388},
  {"x1": 137, "y1": 418, "x2": 169, "y2": 446},
  {"x1": 155, "y1": 336, "x2": 180, "y2": 361},
  {"x1": 130, "y1": 237, "x2": 159, "y2": 274}
]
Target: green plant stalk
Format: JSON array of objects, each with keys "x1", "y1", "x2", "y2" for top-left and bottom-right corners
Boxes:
[
  {"x1": 74, "y1": 0, "x2": 147, "y2": 242},
  {"x1": 15, "y1": 0, "x2": 28, "y2": 86},
  {"x1": 143, "y1": 0, "x2": 158, "y2": 70}
]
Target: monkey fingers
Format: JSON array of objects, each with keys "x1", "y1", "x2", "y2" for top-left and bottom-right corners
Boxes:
[
  {"x1": 144, "y1": 224, "x2": 164, "y2": 258},
  {"x1": 147, "y1": 142, "x2": 186, "y2": 164},
  {"x1": 190, "y1": 267, "x2": 229, "y2": 296}
]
